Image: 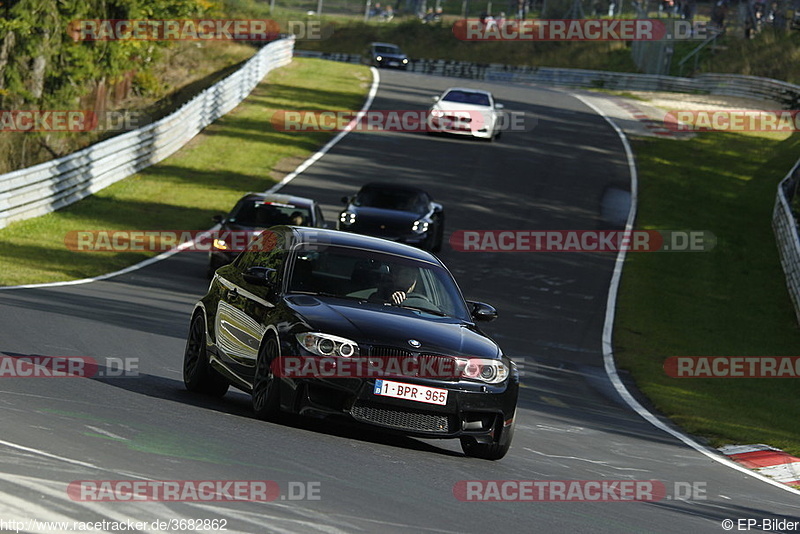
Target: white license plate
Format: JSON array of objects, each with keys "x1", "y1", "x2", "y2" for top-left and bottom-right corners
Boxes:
[
  {"x1": 388, "y1": 61, "x2": 399, "y2": 66},
  {"x1": 374, "y1": 379, "x2": 448, "y2": 405}
]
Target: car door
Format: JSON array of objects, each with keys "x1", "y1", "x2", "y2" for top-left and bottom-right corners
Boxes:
[{"x1": 214, "y1": 232, "x2": 287, "y2": 382}]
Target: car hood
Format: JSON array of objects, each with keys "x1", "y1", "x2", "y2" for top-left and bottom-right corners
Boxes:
[
  {"x1": 349, "y1": 206, "x2": 422, "y2": 223},
  {"x1": 285, "y1": 295, "x2": 499, "y2": 358},
  {"x1": 434, "y1": 100, "x2": 494, "y2": 113}
]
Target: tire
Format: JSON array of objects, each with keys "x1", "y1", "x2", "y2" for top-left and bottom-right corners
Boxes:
[
  {"x1": 460, "y1": 412, "x2": 515, "y2": 460},
  {"x1": 183, "y1": 313, "x2": 229, "y2": 397},
  {"x1": 252, "y1": 335, "x2": 282, "y2": 422}
]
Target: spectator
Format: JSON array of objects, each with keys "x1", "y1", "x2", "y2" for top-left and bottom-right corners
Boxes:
[{"x1": 710, "y1": 0, "x2": 727, "y2": 31}]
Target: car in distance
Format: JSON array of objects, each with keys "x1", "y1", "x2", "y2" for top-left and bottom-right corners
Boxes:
[
  {"x1": 338, "y1": 183, "x2": 444, "y2": 253},
  {"x1": 183, "y1": 227, "x2": 518, "y2": 460},
  {"x1": 207, "y1": 193, "x2": 326, "y2": 277},
  {"x1": 362, "y1": 42, "x2": 409, "y2": 69},
  {"x1": 427, "y1": 87, "x2": 504, "y2": 141}
]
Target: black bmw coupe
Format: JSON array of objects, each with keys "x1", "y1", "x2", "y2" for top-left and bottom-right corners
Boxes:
[{"x1": 183, "y1": 227, "x2": 518, "y2": 460}]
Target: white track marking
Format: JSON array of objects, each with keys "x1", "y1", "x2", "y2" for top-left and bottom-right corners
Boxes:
[
  {"x1": 572, "y1": 92, "x2": 800, "y2": 497},
  {"x1": 266, "y1": 66, "x2": 380, "y2": 194}
]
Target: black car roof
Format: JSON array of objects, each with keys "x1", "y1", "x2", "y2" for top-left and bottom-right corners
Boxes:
[
  {"x1": 238, "y1": 192, "x2": 316, "y2": 208},
  {"x1": 282, "y1": 227, "x2": 441, "y2": 264}
]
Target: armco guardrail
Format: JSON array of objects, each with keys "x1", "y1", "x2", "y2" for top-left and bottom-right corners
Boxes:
[
  {"x1": 773, "y1": 159, "x2": 800, "y2": 326},
  {"x1": 0, "y1": 37, "x2": 295, "y2": 230},
  {"x1": 295, "y1": 50, "x2": 800, "y2": 108}
]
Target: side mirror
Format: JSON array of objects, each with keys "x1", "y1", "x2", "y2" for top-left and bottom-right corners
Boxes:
[
  {"x1": 212, "y1": 214, "x2": 224, "y2": 224},
  {"x1": 494, "y1": 103, "x2": 504, "y2": 110},
  {"x1": 431, "y1": 95, "x2": 440, "y2": 102},
  {"x1": 243, "y1": 266, "x2": 276, "y2": 286},
  {"x1": 341, "y1": 195, "x2": 350, "y2": 204},
  {"x1": 431, "y1": 202, "x2": 443, "y2": 213},
  {"x1": 467, "y1": 301, "x2": 497, "y2": 322}
]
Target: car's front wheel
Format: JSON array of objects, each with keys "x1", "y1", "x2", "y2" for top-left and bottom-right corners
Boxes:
[
  {"x1": 252, "y1": 335, "x2": 282, "y2": 422},
  {"x1": 183, "y1": 313, "x2": 229, "y2": 397},
  {"x1": 460, "y1": 412, "x2": 515, "y2": 460}
]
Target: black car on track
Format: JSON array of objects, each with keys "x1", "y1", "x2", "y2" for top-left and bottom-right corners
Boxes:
[
  {"x1": 362, "y1": 42, "x2": 409, "y2": 69},
  {"x1": 184, "y1": 227, "x2": 518, "y2": 460},
  {"x1": 338, "y1": 183, "x2": 444, "y2": 253},
  {"x1": 207, "y1": 193, "x2": 326, "y2": 277}
]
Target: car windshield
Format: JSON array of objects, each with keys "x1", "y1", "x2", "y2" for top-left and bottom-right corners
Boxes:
[
  {"x1": 441, "y1": 90, "x2": 491, "y2": 107},
  {"x1": 229, "y1": 200, "x2": 312, "y2": 227},
  {"x1": 353, "y1": 187, "x2": 427, "y2": 214},
  {"x1": 288, "y1": 245, "x2": 470, "y2": 320},
  {"x1": 374, "y1": 45, "x2": 401, "y2": 54}
]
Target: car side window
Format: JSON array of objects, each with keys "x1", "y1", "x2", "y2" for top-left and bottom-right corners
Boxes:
[{"x1": 235, "y1": 231, "x2": 287, "y2": 283}]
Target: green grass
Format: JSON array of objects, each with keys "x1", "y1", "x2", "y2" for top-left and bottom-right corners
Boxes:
[
  {"x1": 615, "y1": 128, "x2": 800, "y2": 455},
  {"x1": 0, "y1": 58, "x2": 371, "y2": 286}
]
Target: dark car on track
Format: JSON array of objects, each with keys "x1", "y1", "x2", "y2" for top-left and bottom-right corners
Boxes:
[
  {"x1": 184, "y1": 227, "x2": 518, "y2": 460},
  {"x1": 362, "y1": 42, "x2": 409, "y2": 69},
  {"x1": 207, "y1": 193, "x2": 326, "y2": 277},
  {"x1": 338, "y1": 183, "x2": 444, "y2": 253}
]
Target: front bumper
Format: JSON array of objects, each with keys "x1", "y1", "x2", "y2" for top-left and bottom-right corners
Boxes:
[
  {"x1": 427, "y1": 114, "x2": 493, "y2": 139},
  {"x1": 285, "y1": 369, "x2": 519, "y2": 442}
]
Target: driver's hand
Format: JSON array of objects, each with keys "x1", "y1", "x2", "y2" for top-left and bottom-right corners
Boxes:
[{"x1": 391, "y1": 291, "x2": 407, "y2": 304}]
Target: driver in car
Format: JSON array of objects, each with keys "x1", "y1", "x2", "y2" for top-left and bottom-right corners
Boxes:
[{"x1": 369, "y1": 266, "x2": 418, "y2": 305}]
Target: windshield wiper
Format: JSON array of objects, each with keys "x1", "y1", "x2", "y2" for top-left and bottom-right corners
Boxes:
[{"x1": 393, "y1": 304, "x2": 449, "y2": 317}]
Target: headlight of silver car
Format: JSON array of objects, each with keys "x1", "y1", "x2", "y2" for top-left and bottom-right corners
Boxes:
[{"x1": 296, "y1": 333, "x2": 360, "y2": 358}]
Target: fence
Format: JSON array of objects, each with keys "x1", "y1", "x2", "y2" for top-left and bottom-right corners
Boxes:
[
  {"x1": 0, "y1": 37, "x2": 295, "y2": 230},
  {"x1": 295, "y1": 50, "x2": 800, "y2": 107},
  {"x1": 773, "y1": 159, "x2": 800, "y2": 325}
]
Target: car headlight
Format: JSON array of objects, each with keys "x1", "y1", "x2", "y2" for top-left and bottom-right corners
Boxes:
[
  {"x1": 457, "y1": 358, "x2": 509, "y2": 384},
  {"x1": 339, "y1": 212, "x2": 356, "y2": 226},
  {"x1": 296, "y1": 333, "x2": 360, "y2": 358},
  {"x1": 376, "y1": 55, "x2": 383, "y2": 61},
  {"x1": 402, "y1": 58, "x2": 408, "y2": 64},
  {"x1": 411, "y1": 220, "x2": 429, "y2": 234},
  {"x1": 213, "y1": 238, "x2": 229, "y2": 251}
]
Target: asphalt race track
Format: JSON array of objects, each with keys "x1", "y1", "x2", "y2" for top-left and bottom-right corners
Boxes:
[{"x1": 0, "y1": 68, "x2": 799, "y2": 533}]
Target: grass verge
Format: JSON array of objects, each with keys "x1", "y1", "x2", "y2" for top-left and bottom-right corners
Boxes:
[
  {"x1": 615, "y1": 128, "x2": 800, "y2": 456},
  {"x1": 0, "y1": 58, "x2": 371, "y2": 286}
]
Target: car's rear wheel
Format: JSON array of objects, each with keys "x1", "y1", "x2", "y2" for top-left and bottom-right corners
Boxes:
[
  {"x1": 183, "y1": 313, "x2": 229, "y2": 397},
  {"x1": 460, "y1": 412, "x2": 515, "y2": 460},
  {"x1": 252, "y1": 335, "x2": 282, "y2": 422}
]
